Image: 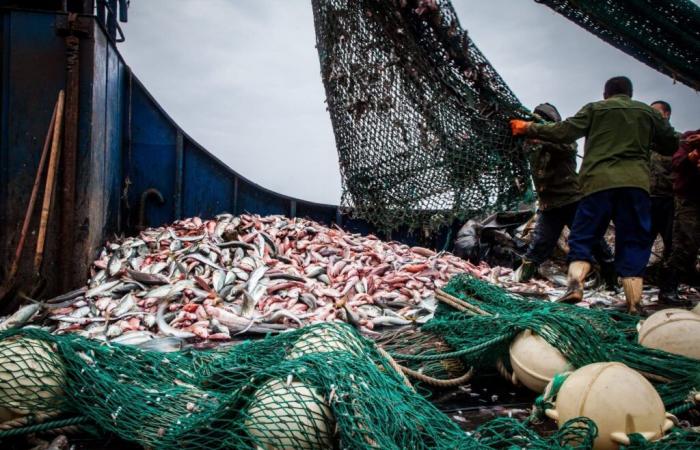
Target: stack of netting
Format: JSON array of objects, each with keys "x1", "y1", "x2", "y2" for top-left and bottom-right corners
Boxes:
[
  {"x1": 536, "y1": 0, "x2": 700, "y2": 91},
  {"x1": 312, "y1": 0, "x2": 532, "y2": 232},
  {"x1": 393, "y1": 275, "x2": 700, "y2": 417},
  {"x1": 0, "y1": 323, "x2": 601, "y2": 449},
  {"x1": 0, "y1": 317, "x2": 698, "y2": 448}
]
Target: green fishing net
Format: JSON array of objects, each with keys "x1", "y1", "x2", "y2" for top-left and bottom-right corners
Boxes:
[
  {"x1": 400, "y1": 275, "x2": 700, "y2": 416},
  {"x1": 312, "y1": 0, "x2": 532, "y2": 232},
  {"x1": 537, "y1": 0, "x2": 700, "y2": 91},
  {"x1": 0, "y1": 315, "x2": 697, "y2": 448}
]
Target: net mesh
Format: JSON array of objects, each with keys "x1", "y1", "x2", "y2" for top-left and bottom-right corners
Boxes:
[
  {"x1": 312, "y1": 0, "x2": 532, "y2": 232},
  {"x1": 401, "y1": 275, "x2": 700, "y2": 415},
  {"x1": 0, "y1": 323, "x2": 605, "y2": 449},
  {"x1": 0, "y1": 309, "x2": 698, "y2": 448},
  {"x1": 536, "y1": 0, "x2": 700, "y2": 91}
]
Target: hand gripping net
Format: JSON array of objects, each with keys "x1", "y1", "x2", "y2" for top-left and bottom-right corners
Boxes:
[{"x1": 312, "y1": 0, "x2": 532, "y2": 232}]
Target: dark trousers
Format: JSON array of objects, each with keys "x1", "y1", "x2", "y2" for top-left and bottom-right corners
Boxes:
[
  {"x1": 525, "y1": 201, "x2": 613, "y2": 266},
  {"x1": 568, "y1": 187, "x2": 651, "y2": 277},
  {"x1": 650, "y1": 196, "x2": 674, "y2": 260},
  {"x1": 666, "y1": 197, "x2": 700, "y2": 277}
]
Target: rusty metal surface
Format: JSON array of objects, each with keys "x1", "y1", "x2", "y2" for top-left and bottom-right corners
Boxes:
[{"x1": 57, "y1": 13, "x2": 85, "y2": 292}]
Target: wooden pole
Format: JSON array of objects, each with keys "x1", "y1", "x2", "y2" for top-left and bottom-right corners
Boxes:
[
  {"x1": 6, "y1": 96, "x2": 59, "y2": 281},
  {"x1": 34, "y1": 90, "x2": 65, "y2": 273}
]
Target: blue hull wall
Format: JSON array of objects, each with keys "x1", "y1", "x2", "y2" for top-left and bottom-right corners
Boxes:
[{"x1": 0, "y1": 9, "x2": 454, "y2": 296}]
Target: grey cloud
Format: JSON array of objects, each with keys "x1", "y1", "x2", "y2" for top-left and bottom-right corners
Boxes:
[{"x1": 120, "y1": 0, "x2": 700, "y2": 204}]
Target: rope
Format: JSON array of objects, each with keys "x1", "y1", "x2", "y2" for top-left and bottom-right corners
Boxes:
[
  {"x1": 0, "y1": 412, "x2": 57, "y2": 430},
  {"x1": 389, "y1": 332, "x2": 513, "y2": 362},
  {"x1": 435, "y1": 289, "x2": 492, "y2": 316},
  {"x1": 0, "y1": 417, "x2": 88, "y2": 438},
  {"x1": 398, "y1": 365, "x2": 474, "y2": 387},
  {"x1": 375, "y1": 346, "x2": 414, "y2": 390},
  {"x1": 668, "y1": 401, "x2": 698, "y2": 416},
  {"x1": 495, "y1": 357, "x2": 516, "y2": 385}
]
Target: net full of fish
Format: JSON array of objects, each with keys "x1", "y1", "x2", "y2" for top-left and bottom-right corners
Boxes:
[{"x1": 25, "y1": 214, "x2": 487, "y2": 346}]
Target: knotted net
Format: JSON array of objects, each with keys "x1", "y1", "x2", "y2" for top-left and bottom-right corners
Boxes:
[
  {"x1": 312, "y1": 0, "x2": 532, "y2": 232},
  {"x1": 536, "y1": 0, "x2": 700, "y2": 91},
  {"x1": 0, "y1": 323, "x2": 605, "y2": 449}
]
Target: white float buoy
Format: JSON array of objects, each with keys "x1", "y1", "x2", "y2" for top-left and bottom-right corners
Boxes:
[
  {"x1": 544, "y1": 362, "x2": 674, "y2": 450},
  {"x1": 509, "y1": 329, "x2": 570, "y2": 393},
  {"x1": 638, "y1": 308, "x2": 700, "y2": 360},
  {"x1": 288, "y1": 326, "x2": 360, "y2": 360},
  {"x1": 0, "y1": 337, "x2": 66, "y2": 421},
  {"x1": 245, "y1": 378, "x2": 334, "y2": 449}
]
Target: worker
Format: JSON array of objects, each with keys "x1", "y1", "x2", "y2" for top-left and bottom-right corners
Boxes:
[
  {"x1": 510, "y1": 76, "x2": 678, "y2": 313},
  {"x1": 659, "y1": 131, "x2": 700, "y2": 305},
  {"x1": 515, "y1": 103, "x2": 616, "y2": 290},
  {"x1": 648, "y1": 101, "x2": 675, "y2": 268}
]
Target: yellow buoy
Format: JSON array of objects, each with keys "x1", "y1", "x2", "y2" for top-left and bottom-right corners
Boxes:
[
  {"x1": 288, "y1": 325, "x2": 360, "y2": 359},
  {"x1": 638, "y1": 308, "x2": 700, "y2": 360},
  {"x1": 544, "y1": 362, "x2": 674, "y2": 450},
  {"x1": 245, "y1": 378, "x2": 334, "y2": 449},
  {"x1": 0, "y1": 337, "x2": 66, "y2": 421},
  {"x1": 509, "y1": 329, "x2": 570, "y2": 393}
]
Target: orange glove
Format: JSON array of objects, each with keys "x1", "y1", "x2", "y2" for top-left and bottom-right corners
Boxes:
[
  {"x1": 689, "y1": 149, "x2": 700, "y2": 163},
  {"x1": 510, "y1": 119, "x2": 532, "y2": 136}
]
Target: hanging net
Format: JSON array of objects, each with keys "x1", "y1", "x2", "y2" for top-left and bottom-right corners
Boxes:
[
  {"x1": 312, "y1": 0, "x2": 532, "y2": 232},
  {"x1": 535, "y1": 0, "x2": 700, "y2": 91}
]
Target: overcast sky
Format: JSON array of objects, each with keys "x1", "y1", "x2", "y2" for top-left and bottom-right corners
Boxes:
[{"x1": 119, "y1": 0, "x2": 700, "y2": 204}]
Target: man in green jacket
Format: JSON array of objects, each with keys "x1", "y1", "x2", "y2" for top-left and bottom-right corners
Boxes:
[
  {"x1": 649, "y1": 100, "x2": 684, "y2": 304},
  {"x1": 515, "y1": 103, "x2": 616, "y2": 290},
  {"x1": 510, "y1": 77, "x2": 678, "y2": 313}
]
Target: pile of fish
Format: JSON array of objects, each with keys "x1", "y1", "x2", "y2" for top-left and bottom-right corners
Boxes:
[{"x1": 22, "y1": 214, "x2": 486, "y2": 345}]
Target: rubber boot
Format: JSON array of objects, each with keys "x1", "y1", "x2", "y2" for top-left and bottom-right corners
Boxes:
[
  {"x1": 658, "y1": 270, "x2": 690, "y2": 306},
  {"x1": 599, "y1": 260, "x2": 618, "y2": 291},
  {"x1": 621, "y1": 277, "x2": 643, "y2": 315},
  {"x1": 557, "y1": 261, "x2": 590, "y2": 304},
  {"x1": 514, "y1": 259, "x2": 538, "y2": 283}
]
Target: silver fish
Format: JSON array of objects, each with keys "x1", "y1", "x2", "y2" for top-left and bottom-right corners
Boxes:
[
  {"x1": 112, "y1": 294, "x2": 136, "y2": 317},
  {"x1": 70, "y1": 306, "x2": 91, "y2": 318},
  {"x1": 156, "y1": 303, "x2": 195, "y2": 339},
  {"x1": 106, "y1": 324, "x2": 123, "y2": 338},
  {"x1": 370, "y1": 316, "x2": 412, "y2": 327},
  {"x1": 247, "y1": 265, "x2": 269, "y2": 294},
  {"x1": 108, "y1": 253, "x2": 122, "y2": 276},
  {"x1": 86, "y1": 280, "x2": 121, "y2": 298},
  {"x1": 137, "y1": 336, "x2": 183, "y2": 352},
  {"x1": 182, "y1": 253, "x2": 224, "y2": 271},
  {"x1": 111, "y1": 330, "x2": 155, "y2": 346},
  {"x1": 0, "y1": 304, "x2": 40, "y2": 331},
  {"x1": 127, "y1": 269, "x2": 169, "y2": 285}
]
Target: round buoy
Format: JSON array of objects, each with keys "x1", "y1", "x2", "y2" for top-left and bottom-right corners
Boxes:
[
  {"x1": 545, "y1": 362, "x2": 673, "y2": 450},
  {"x1": 0, "y1": 337, "x2": 66, "y2": 421},
  {"x1": 288, "y1": 325, "x2": 360, "y2": 359},
  {"x1": 245, "y1": 378, "x2": 334, "y2": 449},
  {"x1": 638, "y1": 308, "x2": 700, "y2": 360},
  {"x1": 509, "y1": 329, "x2": 570, "y2": 393}
]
